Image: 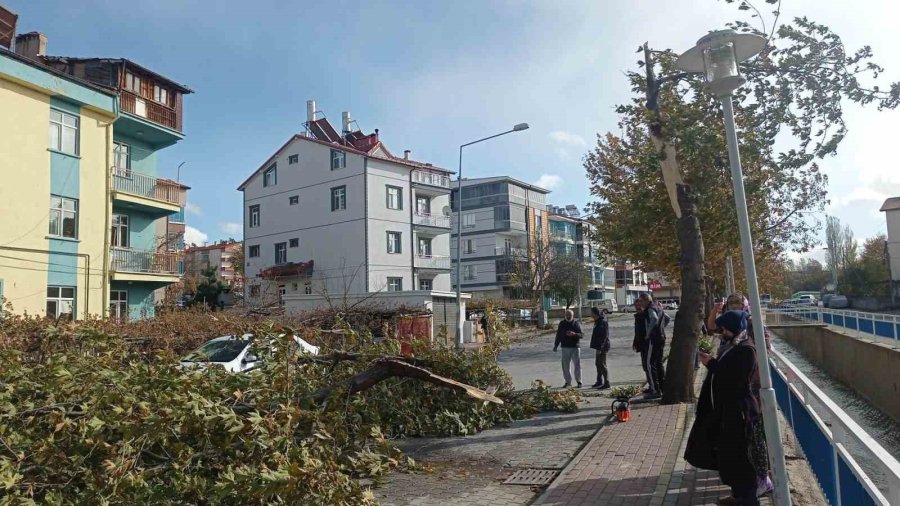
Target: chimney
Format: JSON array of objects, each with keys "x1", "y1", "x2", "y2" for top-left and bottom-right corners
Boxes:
[
  {"x1": 14, "y1": 32, "x2": 46, "y2": 61},
  {"x1": 341, "y1": 111, "x2": 351, "y2": 134},
  {"x1": 403, "y1": 150, "x2": 411, "y2": 160},
  {"x1": 306, "y1": 100, "x2": 316, "y2": 124}
]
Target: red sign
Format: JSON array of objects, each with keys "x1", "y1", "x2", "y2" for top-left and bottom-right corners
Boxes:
[{"x1": 648, "y1": 280, "x2": 662, "y2": 290}]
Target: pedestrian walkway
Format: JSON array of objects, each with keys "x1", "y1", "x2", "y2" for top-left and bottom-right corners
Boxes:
[{"x1": 535, "y1": 399, "x2": 775, "y2": 506}]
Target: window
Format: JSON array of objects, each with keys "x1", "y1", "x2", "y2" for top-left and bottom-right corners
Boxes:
[
  {"x1": 288, "y1": 154, "x2": 299, "y2": 165},
  {"x1": 463, "y1": 214, "x2": 475, "y2": 228},
  {"x1": 249, "y1": 245, "x2": 260, "y2": 258},
  {"x1": 49, "y1": 109, "x2": 79, "y2": 155},
  {"x1": 464, "y1": 239, "x2": 475, "y2": 254},
  {"x1": 416, "y1": 196, "x2": 431, "y2": 215},
  {"x1": 153, "y1": 84, "x2": 169, "y2": 105},
  {"x1": 331, "y1": 149, "x2": 346, "y2": 170},
  {"x1": 331, "y1": 186, "x2": 346, "y2": 211},
  {"x1": 289, "y1": 195, "x2": 299, "y2": 205},
  {"x1": 386, "y1": 186, "x2": 402, "y2": 210},
  {"x1": 113, "y1": 142, "x2": 130, "y2": 174},
  {"x1": 263, "y1": 164, "x2": 277, "y2": 187},
  {"x1": 49, "y1": 196, "x2": 78, "y2": 239},
  {"x1": 46, "y1": 286, "x2": 75, "y2": 320},
  {"x1": 418, "y1": 237, "x2": 432, "y2": 256},
  {"x1": 110, "y1": 290, "x2": 128, "y2": 322},
  {"x1": 304, "y1": 282, "x2": 312, "y2": 295},
  {"x1": 387, "y1": 277, "x2": 403, "y2": 292},
  {"x1": 464, "y1": 265, "x2": 478, "y2": 281},
  {"x1": 419, "y1": 279, "x2": 433, "y2": 291},
  {"x1": 274, "y1": 242, "x2": 287, "y2": 265},
  {"x1": 291, "y1": 283, "x2": 299, "y2": 291},
  {"x1": 124, "y1": 72, "x2": 142, "y2": 93},
  {"x1": 250, "y1": 285, "x2": 260, "y2": 297},
  {"x1": 387, "y1": 232, "x2": 402, "y2": 254},
  {"x1": 289, "y1": 238, "x2": 299, "y2": 248},
  {"x1": 249, "y1": 205, "x2": 260, "y2": 227},
  {"x1": 111, "y1": 214, "x2": 129, "y2": 248}
]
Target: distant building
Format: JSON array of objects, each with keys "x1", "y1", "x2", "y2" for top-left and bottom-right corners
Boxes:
[
  {"x1": 546, "y1": 206, "x2": 615, "y2": 308},
  {"x1": 450, "y1": 177, "x2": 551, "y2": 300},
  {"x1": 880, "y1": 197, "x2": 900, "y2": 298},
  {"x1": 0, "y1": 14, "x2": 191, "y2": 321},
  {"x1": 238, "y1": 101, "x2": 465, "y2": 339},
  {"x1": 184, "y1": 240, "x2": 243, "y2": 288}
]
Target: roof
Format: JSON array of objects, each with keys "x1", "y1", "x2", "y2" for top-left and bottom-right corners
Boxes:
[
  {"x1": 41, "y1": 56, "x2": 193, "y2": 94},
  {"x1": 185, "y1": 241, "x2": 242, "y2": 253},
  {"x1": 880, "y1": 197, "x2": 900, "y2": 212},
  {"x1": 458, "y1": 176, "x2": 551, "y2": 194},
  {"x1": 0, "y1": 46, "x2": 117, "y2": 97},
  {"x1": 237, "y1": 134, "x2": 453, "y2": 191}
]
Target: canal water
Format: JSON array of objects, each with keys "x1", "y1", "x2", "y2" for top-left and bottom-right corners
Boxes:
[{"x1": 770, "y1": 334, "x2": 900, "y2": 496}]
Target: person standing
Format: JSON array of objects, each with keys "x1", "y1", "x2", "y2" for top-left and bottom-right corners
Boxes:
[
  {"x1": 638, "y1": 293, "x2": 667, "y2": 399},
  {"x1": 686, "y1": 310, "x2": 766, "y2": 506},
  {"x1": 553, "y1": 310, "x2": 583, "y2": 387},
  {"x1": 589, "y1": 307, "x2": 611, "y2": 389},
  {"x1": 632, "y1": 301, "x2": 649, "y2": 390}
]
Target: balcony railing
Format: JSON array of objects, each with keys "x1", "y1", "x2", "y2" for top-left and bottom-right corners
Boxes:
[
  {"x1": 412, "y1": 170, "x2": 451, "y2": 189},
  {"x1": 495, "y1": 220, "x2": 527, "y2": 232},
  {"x1": 112, "y1": 167, "x2": 185, "y2": 206},
  {"x1": 494, "y1": 246, "x2": 528, "y2": 258},
  {"x1": 550, "y1": 231, "x2": 575, "y2": 242},
  {"x1": 415, "y1": 254, "x2": 451, "y2": 270},
  {"x1": 413, "y1": 212, "x2": 451, "y2": 228},
  {"x1": 110, "y1": 248, "x2": 180, "y2": 275},
  {"x1": 119, "y1": 90, "x2": 179, "y2": 131}
]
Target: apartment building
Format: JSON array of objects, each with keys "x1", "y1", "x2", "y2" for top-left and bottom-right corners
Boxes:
[
  {"x1": 450, "y1": 177, "x2": 551, "y2": 300},
  {"x1": 0, "y1": 18, "x2": 191, "y2": 321},
  {"x1": 546, "y1": 206, "x2": 615, "y2": 307},
  {"x1": 184, "y1": 240, "x2": 242, "y2": 288},
  {"x1": 238, "y1": 101, "x2": 462, "y2": 332}
]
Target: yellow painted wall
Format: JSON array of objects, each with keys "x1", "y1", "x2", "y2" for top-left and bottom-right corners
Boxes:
[{"x1": 0, "y1": 75, "x2": 113, "y2": 318}]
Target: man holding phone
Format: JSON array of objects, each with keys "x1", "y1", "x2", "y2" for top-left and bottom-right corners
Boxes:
[{"x1": 553, "y1": 310, "x2": 584, "y2": 387}]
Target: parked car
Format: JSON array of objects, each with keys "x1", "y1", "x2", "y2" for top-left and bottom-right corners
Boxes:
[
  {"x1": 620, "y1": 302, "x2": 638, "y2": 313},
  {"x1": 180, "y1": 334, "x2": 319, "y2": 373},
  {"x1": 826, "y1": 295, "x2": 849, "y2": 309},
  {"x1": 660, "y1": 299, "x2": 679, "y2": 310},
  {"x1": 591, "y1": 299, "x2": 618, "y2": 314},
  {"x1": 796, "y1": 294, "x2": 818, "y2": 306}
]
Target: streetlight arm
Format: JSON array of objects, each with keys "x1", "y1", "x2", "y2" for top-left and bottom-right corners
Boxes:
[{"x1": 460, "y1": 128, "x2": 520, "y2": 149}]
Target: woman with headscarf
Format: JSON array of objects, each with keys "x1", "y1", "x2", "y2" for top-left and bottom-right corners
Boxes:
[{"x1": 685, "y1": 310, "x2": 768, "y2": 506}]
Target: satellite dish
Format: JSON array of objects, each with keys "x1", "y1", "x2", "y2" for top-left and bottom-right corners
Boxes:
[{"x1": 442, "y1": 206, "x2": 451, "y2": 217}]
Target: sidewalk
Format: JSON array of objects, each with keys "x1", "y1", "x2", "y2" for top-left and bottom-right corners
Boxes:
[{"x1": 535, "y1": 397, "x2": 775, "y2": 506}]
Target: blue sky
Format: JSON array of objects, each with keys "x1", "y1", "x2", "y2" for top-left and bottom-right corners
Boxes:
[{"x1": 10, "y1": 0, "x2": 900, "y2": 259}]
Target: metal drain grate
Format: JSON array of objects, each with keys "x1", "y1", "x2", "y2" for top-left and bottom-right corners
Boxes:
[{"x1": 503, "y1": 469, "x2": 558, "y2": 486}]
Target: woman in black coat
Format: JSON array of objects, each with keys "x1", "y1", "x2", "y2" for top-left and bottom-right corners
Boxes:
[{"x1": 686, "y1": 310, "x2": 765, "y2": 506}]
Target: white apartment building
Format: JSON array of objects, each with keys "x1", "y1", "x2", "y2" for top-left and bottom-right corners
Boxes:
[
  {"x1": 238, "y1": 102, "x2": 462, "y2": 333},
  {"x1": 451, "y1": 177, "x2": 551, "y2": 300}
]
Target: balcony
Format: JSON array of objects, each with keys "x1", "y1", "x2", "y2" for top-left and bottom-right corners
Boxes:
[
  {"x1": 550, "y1": 231, "x2": 575, "y2": 243},
  {"x1": 494, "y1": 246, "x2": 528, "y2": 259},
  {"x1": 110, "y1": 247, "x2": 181, "y2": 283},
  {"x1": 413, "y1": 212, "x2": 451, "y2": 231},
  {"x1": 415, "y1": 254, "x2": 452, "y2": 271},
  {"x1": 111, "y1": 167, "x2": 185, "y2": 216},
  {"x1": 412, "y1": 170, "x2": 452, "y2": 195},
  {"x1": 120, "y1": 90, "x2": 179, "y2": 131},
  {"x1": 495, "y1": 220, "x2": 527, "y2": 234}
]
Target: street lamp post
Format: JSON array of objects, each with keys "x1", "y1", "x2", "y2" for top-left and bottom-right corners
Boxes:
[
  {"x1": 455, "y1": 123, "x2": 530, "y2": 349},
  {"x1": 677, "y1": 30, "x2": 792, "y2": 506}
]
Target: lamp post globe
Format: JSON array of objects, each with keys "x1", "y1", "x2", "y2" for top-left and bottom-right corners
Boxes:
[{"x1": 675, "y1": 29, "x2": 766, "y2": 97}]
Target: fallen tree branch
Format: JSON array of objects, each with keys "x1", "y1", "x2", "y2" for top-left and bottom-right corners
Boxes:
[{"x1": 294, "y1": 352, "x2": 432, "y2": 368}]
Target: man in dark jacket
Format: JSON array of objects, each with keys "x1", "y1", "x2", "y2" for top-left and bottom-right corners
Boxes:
[
  {"x1": 637, "y1": 293, "x2": 667, "y2": 399},
  {"x1": 589, "y1": 307, "x2": 611, "y2": 389},
  {"x1": 553, "y1": 310, "x2": 583, "y2": 387}
]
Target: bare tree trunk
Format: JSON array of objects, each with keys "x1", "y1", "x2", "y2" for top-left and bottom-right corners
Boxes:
[{"x1": 662, "y1": 185, "x2": 706, "y2": 403}]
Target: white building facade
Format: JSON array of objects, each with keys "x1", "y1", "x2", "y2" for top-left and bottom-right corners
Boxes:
[{"x1": 238, "y1": 103, "x2": 458, "y2": 328}]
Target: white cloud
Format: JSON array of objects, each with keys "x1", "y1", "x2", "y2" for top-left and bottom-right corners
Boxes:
[
  {"x1": 184, "y1": 225, "x2": 208, "y2": 246},
  {"x1": 221, "y1": 222, "x2": 243, "y2": 236},
  {"x1": 533, "y1": 174, "x2": 563, "y2": 190},
  {"x1": 834, "y1": 187, "x2": 888, "y2": 208},
  {"x1": 185, "y1": 202, "x2": 202, "y2": 216},
  {"x1": 549, "y1": 130, "x2": 587, "y2": 147}
]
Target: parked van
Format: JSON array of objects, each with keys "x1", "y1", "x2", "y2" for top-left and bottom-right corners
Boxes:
[{"x1": 590, "y1": 299, "x2": 618, "y2": 314}]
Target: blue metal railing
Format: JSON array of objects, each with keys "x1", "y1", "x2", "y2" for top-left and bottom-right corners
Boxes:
[
  {"x1": 768, "y1": 348, "x2": 900, "y2": 505},
  {"x1": 766, "y1": 306, "x2": 900, "y2": 341}
]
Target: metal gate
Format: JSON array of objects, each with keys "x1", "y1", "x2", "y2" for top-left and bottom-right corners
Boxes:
[{"x1": 432, "y1": 296, "x2": 459, "y2": 346}]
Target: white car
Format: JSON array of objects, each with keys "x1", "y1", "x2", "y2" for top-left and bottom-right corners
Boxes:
[
  {"x1": 660, "y1": 300, "x2": 679, "y2": 310},
  {"x1": 180, "y1": 333, "x2": 319, "y2": 373}
]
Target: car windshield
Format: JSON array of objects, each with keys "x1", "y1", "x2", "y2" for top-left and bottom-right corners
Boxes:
[{"x1": 182, "y1": 338, "x2": 248, "y2": 363}]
